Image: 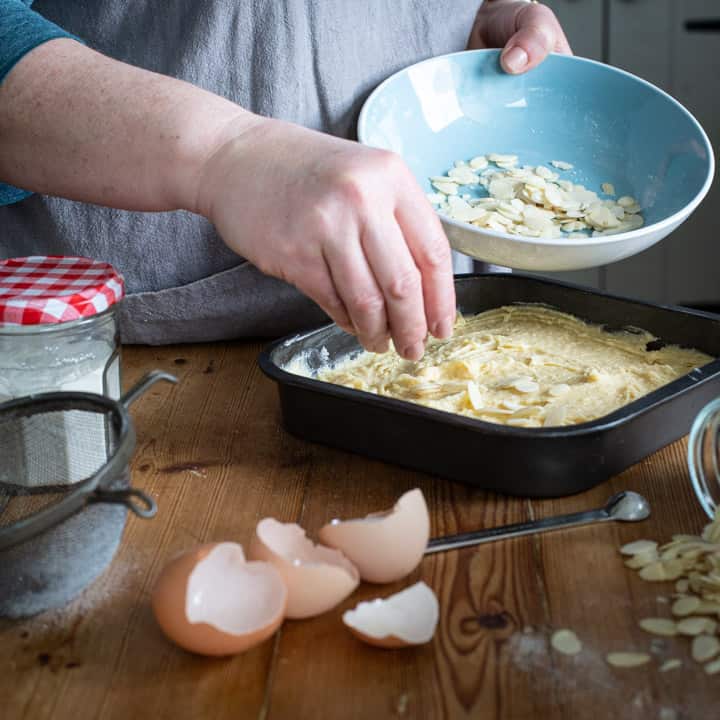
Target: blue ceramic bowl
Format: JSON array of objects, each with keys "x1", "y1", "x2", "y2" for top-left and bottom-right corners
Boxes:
[{"x1": 358, "y1": 50, "x2": 714, "y2": 271}]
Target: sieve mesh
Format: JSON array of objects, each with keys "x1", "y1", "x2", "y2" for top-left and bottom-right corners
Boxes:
[
  {"x1": 0, "y1": 403, "x2": 119, "y2": 529},
  {"x1": 0, "y1": 371, "x2": 176, "y2": 618}
]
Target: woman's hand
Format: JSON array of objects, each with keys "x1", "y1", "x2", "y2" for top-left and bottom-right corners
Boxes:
[
  {"x1": 197, "y1": 118, "x2": 456, "y2": 361},
  {"x1": 469, "y1": 0, "x2": 572, "y2": 74}
]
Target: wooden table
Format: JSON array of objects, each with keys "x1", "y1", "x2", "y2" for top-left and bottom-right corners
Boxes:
[{"x1": 2, "y1": 342, "x2": 717, "y2": 720}]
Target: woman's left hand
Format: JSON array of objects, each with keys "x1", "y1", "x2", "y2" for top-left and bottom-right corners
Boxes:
[{"x1": 468, "y1": 0, "x2": 572, "y2": 74}]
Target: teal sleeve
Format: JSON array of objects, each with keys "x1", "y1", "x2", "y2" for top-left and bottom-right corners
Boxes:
[{"x1": 0, "y1": 0, "x2": 81, "y2": 206}]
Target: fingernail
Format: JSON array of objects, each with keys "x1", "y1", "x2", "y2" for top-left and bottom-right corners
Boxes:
[
  {"x1": 503, "y1": 46, "x2": 528, "y2": 73},
  {"x1": 432, "y1": 317, "x2": 454, "y2": 340},
  {"x1": 403, "y1": 342, "x2": 425, "y2": 361}
]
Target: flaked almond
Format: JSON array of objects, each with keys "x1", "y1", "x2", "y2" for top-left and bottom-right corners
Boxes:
[
  {"x1": 639, "y1": 562, "x2": 667, "y2": 581},
  {"x1": 551, "y1": 629, "x2": 582, "y2": 656},
  {"x1": 671, "y1": 596, "x2": 701, "y2": 616},
  {"x1": 638, "y1": 618, "x2": 677, "y2": 637},
  {"x1": 696, "y1": 601, "x2": 720, "y2": 615},
  {"x1": 547, "y1": 383, "x2": 571, "y2": 398},
  {"x1": 620, "y1": 540, "x2": 658, "y2": 556},
  {"x1": 625, "y1": 550, "x2": 659, "y2": 569},
  {"x1": 469, "y1": 155, "x2": 488, "y2": 170},
  {"x1": 691, "y1": 634, "x2": 720, "y2": 663},
  {"x1": 606, "y1": 652, "x2": 651, "y2": 668},
  {"x1": 466, "y1": 380, "x2": 483, "y2": 410},
  {"x1": 432, "y1": 181, "x2": 458, "y2": 196},
  {"x1": 676, "y1": 616, "x2": 716, "y2": 636}
]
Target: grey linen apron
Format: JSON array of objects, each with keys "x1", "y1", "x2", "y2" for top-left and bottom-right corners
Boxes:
[{"x1": 0, "y1": 1, "x2": 485, "y2": 344}]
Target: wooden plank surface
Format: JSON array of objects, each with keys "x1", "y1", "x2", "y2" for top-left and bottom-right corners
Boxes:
[{"x1": 1, "y1": 342, "x2": 716, "y2": 720}]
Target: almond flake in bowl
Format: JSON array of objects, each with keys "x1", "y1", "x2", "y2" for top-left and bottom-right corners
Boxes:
[{"x1": 429, "y1": 154, "x2": 644, "y2": 240}]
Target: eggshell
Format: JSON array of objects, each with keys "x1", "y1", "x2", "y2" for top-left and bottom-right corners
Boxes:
[
  {"x1": 151, "y1": 542, "x2": 286, "y2": 656},
  {"x1": 318, "y1": 489, "x2": 430, "y2": 583},
  {"x1": 248, "y1": 518, "x2": 359, "y2": 619},
  {"x1": 343, "y1": 581, "x2": 439, "y2": 648}
]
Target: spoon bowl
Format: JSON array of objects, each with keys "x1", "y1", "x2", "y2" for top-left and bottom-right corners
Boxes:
[{"x1": 604, "y1": 491, "x2": 651, "y2": 522}]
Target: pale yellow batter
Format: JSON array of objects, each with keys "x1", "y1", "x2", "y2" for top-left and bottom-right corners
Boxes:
[{"x1": 318, "y1": 305, "x2": 713, "y2": 428}]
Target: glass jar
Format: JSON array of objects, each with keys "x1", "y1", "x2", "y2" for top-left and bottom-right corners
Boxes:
[
  {"x1": 0, "y1": 256, "x2": 125, "y2": 484},
  {"x1": 0, "y1": 308, "x2": 120, "y2": 402},
  {"x1": 688, "y1": 397, "x2": 720, "y2": 520}
]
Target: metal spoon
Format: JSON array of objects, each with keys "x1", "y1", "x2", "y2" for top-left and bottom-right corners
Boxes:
[{"x1": 425, "y1": 491, "x2": 650, "y2": 555}]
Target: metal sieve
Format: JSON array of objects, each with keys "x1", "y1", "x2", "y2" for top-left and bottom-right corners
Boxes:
[{"x1": 0, "y1": 370, "x2": 176, "y2": 618}]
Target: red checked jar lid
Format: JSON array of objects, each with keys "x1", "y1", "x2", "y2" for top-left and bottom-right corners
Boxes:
[
  {"x1": 0, "y1": 256, "x2": 124, "y2": 402},
  {"x1": 0, "y1": 256, "x2": 124, "y2": 326}
]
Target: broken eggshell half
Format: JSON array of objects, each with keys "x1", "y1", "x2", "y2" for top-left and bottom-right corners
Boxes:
[
  {"x1": 318, "y1": 489, "x2": 430, "y2": 583},
  {"x1": 151, "y1": 542, "x2": 287, "y2": 656},
  {"x1": 343, "y1": 581, "x2": 439, "y2": 648},
  {"x1": 248, "y1": 518, "x2": 360, "y2": 619}
]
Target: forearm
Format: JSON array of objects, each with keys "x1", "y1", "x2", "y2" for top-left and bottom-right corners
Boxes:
[{"x1": 0, "y1": 38, "x2": 260, "y2": 213}]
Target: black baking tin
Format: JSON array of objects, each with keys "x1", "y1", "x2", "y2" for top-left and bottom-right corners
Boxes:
[{"x1": 258, "y1": 274, "x2": 720, "y2": 498}]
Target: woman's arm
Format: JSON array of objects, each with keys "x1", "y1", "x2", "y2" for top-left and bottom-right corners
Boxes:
[
  {"x1": 0, "y1": 38, "x2": 455, "y2": 360},
  {"x1": 0, "y1": 38, "x2": 252, "y2": 212}
]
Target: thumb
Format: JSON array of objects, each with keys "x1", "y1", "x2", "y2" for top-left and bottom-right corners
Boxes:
[{"x1": 500, "y1": 5, "x2": 572, "y2": 74}]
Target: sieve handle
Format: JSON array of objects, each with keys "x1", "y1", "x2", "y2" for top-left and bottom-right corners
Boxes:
[
  {"x1": 90, "y1": 488, "x2": 157, "y2": 518},
  {"x1": 121, "y1": 371, "x2": 178, "y2": 409}
]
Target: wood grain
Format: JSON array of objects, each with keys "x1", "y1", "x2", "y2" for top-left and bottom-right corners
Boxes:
[{"x1": 1, "y1": 342, "x2": 717, "y2": 720}]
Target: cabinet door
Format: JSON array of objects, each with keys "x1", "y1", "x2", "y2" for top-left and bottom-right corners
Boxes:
[
  {"x1": 541, "y1": 0, "x2": 605, "y2": 289},
  {"x1": 605, "y1": 0, "x2": 720, "y2": 305},
  {"x1": 601, "y1": 0, "x2": 673, "y2": 302},
  {"x1": 664, "y1": 0, "x2": 720, "y2": 305}
]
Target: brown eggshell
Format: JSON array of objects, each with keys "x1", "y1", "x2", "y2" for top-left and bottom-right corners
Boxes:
[
  {"x1": 151, "y1": 542, "x2": 287, "y2": 656},
  {"x1": 318, "y1": 489, "x2": 430, "y2": 583},
  {"x1": 342, "y1": 581, "x2": 439, "y2": 648},
  {"x1": 248, "y1": 518, "x2": 359, "y2": 619}
]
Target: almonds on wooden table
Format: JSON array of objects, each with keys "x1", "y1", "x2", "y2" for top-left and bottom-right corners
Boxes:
[
  {"x1": 521, "y1": 509, "x2": 720, "y2": 677},
  {"x1": 614, "y1": 506, "x2": 720, "y2": 677}
]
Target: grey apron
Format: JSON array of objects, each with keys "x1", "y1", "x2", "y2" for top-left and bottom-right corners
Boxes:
[{"x1": 0, "y1": 1, "x2": 483, "y2": 344}]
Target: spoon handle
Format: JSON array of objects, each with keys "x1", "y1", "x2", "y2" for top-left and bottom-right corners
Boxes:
[{"x1": 425, "y1": 508, "x2": 609, "y2": 555}]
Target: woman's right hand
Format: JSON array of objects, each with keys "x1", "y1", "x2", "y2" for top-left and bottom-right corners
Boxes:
[
  {"x1": 196, "y1": 118, "x2": 456, "y2": 360},
  {"x1": 0, "y1": 39, "x2": 453, "y2": 357}
]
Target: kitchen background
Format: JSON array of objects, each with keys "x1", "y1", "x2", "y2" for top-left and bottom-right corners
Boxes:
[{"x1": 542, "y1": 0, "x2": 719, "y2": 310}]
